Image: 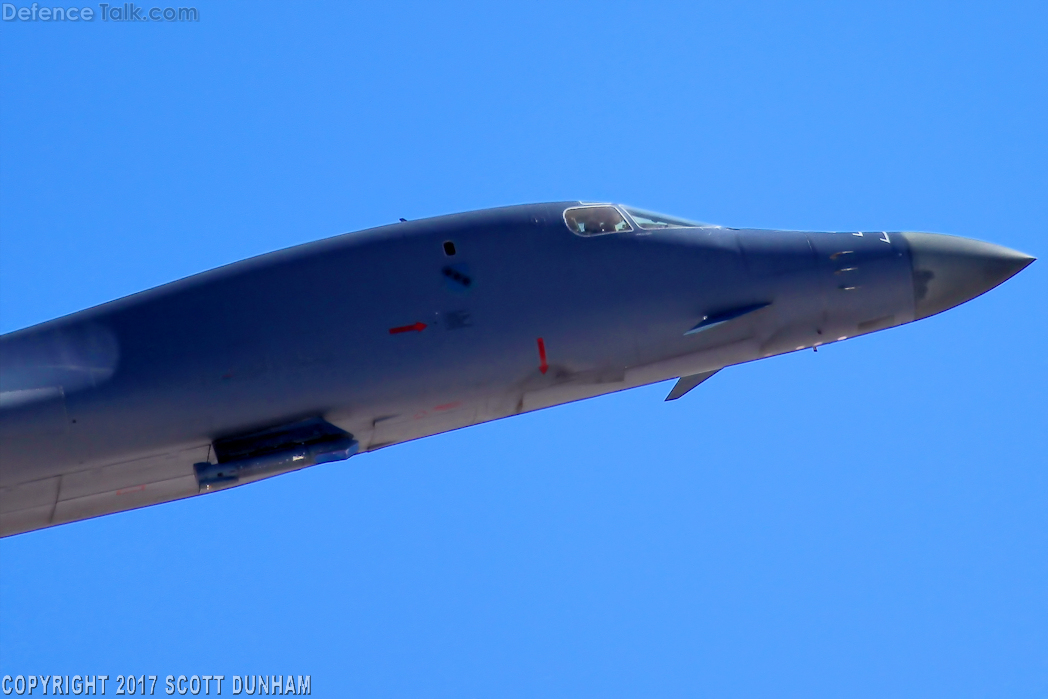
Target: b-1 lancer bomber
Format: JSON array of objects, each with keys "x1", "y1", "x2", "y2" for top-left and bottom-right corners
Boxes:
[{"x1": 0, "y1": 202, "x2": 1035, "y2": 536}]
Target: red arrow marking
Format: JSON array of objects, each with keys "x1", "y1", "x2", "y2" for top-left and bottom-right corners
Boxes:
[
  {"x1": 389, "y1": 321, "x2": 427, "y2": 334},
  {"x1": 537, "y1": 337, "x2": 548, "y2": 374}
]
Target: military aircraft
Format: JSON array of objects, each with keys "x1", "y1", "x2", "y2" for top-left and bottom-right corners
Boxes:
[{"x1": 0, "y1": 202, "x2": 1034, "y2": 537}]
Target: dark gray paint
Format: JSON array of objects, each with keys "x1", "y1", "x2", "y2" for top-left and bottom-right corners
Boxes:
[{"x1": 0, "y1": 202, "x2": 1034, "y2": 536}]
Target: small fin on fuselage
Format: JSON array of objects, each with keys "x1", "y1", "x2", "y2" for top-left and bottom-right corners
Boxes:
[
  {"x1": 665, "y1": 369, "x2": 720, "y2": 401},
  {"x1": 685, "y1": 302, "x2": 770, "y2": 335}
]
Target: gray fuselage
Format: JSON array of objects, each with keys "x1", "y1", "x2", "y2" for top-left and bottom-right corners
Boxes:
[{"x1": 0, "y1": 202, "x2": 1033, "y2": 536}]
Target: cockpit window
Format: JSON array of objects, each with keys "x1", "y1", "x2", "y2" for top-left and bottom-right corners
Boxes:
[
  {"x1": 621, "y1": 206, "x2": 710, "y2": 229},
  {"x1": 563, "y1": 205, "x2": 632, "y2": 236}
]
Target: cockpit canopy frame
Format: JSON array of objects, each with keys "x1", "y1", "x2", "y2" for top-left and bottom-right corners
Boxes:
[{"x1": 563, "y1": 204, "x2": 714, "y2": 236}]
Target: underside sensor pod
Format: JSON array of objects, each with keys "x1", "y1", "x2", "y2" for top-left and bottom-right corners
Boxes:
[{"x1": 194, "y1": 418, "x2": 358, "y2": 493}]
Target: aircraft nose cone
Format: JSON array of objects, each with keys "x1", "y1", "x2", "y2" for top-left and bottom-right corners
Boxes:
[{"x1": 901, "y1": 232, "x2": 1035, "y2": 320}]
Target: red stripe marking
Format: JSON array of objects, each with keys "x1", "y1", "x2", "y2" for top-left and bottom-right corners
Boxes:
[
  {"x1": 389, "y1": 321, "x2": 427, "y2": 334},
  {"x1": 537, "y1": 337, "x2": 548, "y2": 374}
]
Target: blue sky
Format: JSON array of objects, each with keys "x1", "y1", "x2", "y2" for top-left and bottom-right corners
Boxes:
[{"x1": 1, "y1": 1, "x2": 1045, "y2": 696}]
